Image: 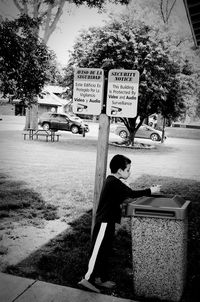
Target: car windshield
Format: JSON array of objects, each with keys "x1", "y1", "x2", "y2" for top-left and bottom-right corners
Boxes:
[{"x1": 66, "y1": 113, "x2": 80, "y2": 120}]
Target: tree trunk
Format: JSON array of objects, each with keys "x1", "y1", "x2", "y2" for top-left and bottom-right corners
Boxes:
[
  {"x1": 24, "y1": 97, "x2": 38, "y2": 130},
  {"x1": 30, "y1": 103, "x2": 38, "y2": 130},
  {"x1": 13, "y1": 0, "x2": 66, "y2": 44},
  {"x1": 161, "y1": 117, "x2": 166, "y2": 143},
  {"x1": 129, "y1": 130, "x2": 136, "y2": 146},
  {"x1": 24, "y1": 107, "x2": 31, "y2": 130},
  {"x1": 43, "y1": 0, "x2": 66, "y2": 44}
]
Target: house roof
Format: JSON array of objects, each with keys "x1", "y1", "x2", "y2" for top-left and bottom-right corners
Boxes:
[
  {"x1": 5, "y1": 91, "x2": 69, "y2": 107},
  {"x1": 184, "y1": 0, "x2": 200, "y2": 47},
  {"x1": 38, "y1": 86, "x2": 69, "y2": 106},
  {"x1": 43, "y1": 85, "x2": 69, "y2": 94},
  {"x1": 38, "y1": 92, "x2": 62, "y2": 107}
]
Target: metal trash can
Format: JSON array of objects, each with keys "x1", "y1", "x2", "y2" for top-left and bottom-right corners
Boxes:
[{"x1": 123, "y1": 195, "x2": 190, "y2": 302}]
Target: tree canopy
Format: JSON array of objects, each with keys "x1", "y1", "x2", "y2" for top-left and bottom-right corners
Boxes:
[
  {"x1": 116, "y1": 0, "x2": 200, "y2": 123},
  {"x1": 64, "y1": 18, "x2": 186, "y2": 143},
  {"x1": 0, "y1": 15, "x2": 55, "y2": 104},
  {"x1": 2, "y1": 0, "x2": 129, "y2": 43},
  {"x1": 0, "y1": 0, "x2": 130, "y2": 129}
]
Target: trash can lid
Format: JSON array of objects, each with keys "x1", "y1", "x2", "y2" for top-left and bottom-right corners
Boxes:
[
  {"x1": 135, "y1": 195, "x2": 185, "y2": 208},
  {"x1": 124, "y1": 195, "x2": 190, "y2": 220}
]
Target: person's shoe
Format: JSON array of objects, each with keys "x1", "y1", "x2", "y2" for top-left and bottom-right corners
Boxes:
[
  {"x1": 95, "y1": 277, "x2": 116, "y2": 289},
  {"x1": 78, "y1": 278, "x2": 100, "y2": 293}
]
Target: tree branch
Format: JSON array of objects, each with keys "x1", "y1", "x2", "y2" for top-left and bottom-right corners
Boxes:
[
  {"x1": 13, "y1": 0, "x2": 24, "y2": 14},
  {"x1": 166, "y1": 0, "x2": 177, "y2": 23},
  {"x1": 43, "y1": 3, "x2": 52, "y2": 41},
  {"x1": 33, "y1": 0, "x2": 42, "y2": 19},
  {"x1": 22, "y1": 0, "x2": 28, "y2": 14},
  {"x1": 160, "y1": 0, "x2": 177, "y2": 24},
  {"x1": 166, "y1": 0, "x2": 169, "y2": 20},
  {"x1": 136, "y1": 118, "x2": 143, "y2": 131},
  {"x1": 43, "y1": 0, "x2": 65, "y2": 43},
  {"x1": 39, "y1": 10, "x2": 49, "y2": 20},
  {"x1": 176, "y1": 37, "x2": 190, "y2": 47},
  {"x1": 121, "y1": 117, "x2": 130, "y2": 130},
  {"x1": 160, "y1": 0, "x2": 166, "y2": 24}
]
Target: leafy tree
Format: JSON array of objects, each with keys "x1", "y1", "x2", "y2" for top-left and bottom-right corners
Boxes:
[
  {"x1": 1, "y1": 0, "x2": 130, "y2": 43},
  {"x1": 178, "y1": 60, "x2": 200, "y2": 123},
  {"x1": 0, "y1": 16, "x2": 55, "y2": 129},
  {"x1": 0, "y1": 0, "x2": 130, "y2": 128},
  {"x1": 46, "y1": 59, "x2": 64, "y2": 85},
  {"x1": 122, "y1": 0, "x2": 200, "y2": 123},
  {"x1": 63, "y1": 19, "x2": 185, "y2": 145}
]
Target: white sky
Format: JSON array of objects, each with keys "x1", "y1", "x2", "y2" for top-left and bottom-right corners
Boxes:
[
  {"x1": 0, "y1": 1, "x2": 192, "y2": 67},
  {"x1": 0, "y1": 1, "x2": 115, "y2": 66},
  {"x1": 47, "y1": 5, "x2": 110, "y2": 66}
]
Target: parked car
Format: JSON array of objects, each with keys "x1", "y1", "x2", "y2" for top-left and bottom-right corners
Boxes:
[
  {"x1": 110, "y1": 123, "x2": 166, "y2": 141},
  {"x1": 38, "y1": 112, "x2": 89, "y2": 134}
]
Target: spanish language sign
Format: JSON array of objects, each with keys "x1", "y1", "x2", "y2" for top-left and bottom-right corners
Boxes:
[
  {"x1": 73, "y1": 68, "x2": 104, "y2": 115},
  {"x1": 106, "y1": 69, "x2": 139, "y2": 118}
]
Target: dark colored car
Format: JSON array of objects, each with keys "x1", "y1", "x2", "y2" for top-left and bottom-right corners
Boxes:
[{"x1": 38, "y1": 112, "x2": 89, "y2": 134}]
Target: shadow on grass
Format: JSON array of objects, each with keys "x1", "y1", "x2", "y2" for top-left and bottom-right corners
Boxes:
[
  {"x1": 4, "y1": 175, "x2": 200, "y2": 302},
  {"x1": 0, "y1": 173, "x2": 58, "y2": 221}
]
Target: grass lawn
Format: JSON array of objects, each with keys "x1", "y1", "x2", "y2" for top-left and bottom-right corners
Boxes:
[
  {"x1": 1, "y1": 172, "x2": 200, "y2": 302},
  {"x1": 0, "y1": 129, "x2": 200, "y2": 301}
]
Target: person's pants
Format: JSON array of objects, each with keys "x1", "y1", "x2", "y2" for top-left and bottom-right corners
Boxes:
[{"x1": 84, "y1": 222, "x2": 115, "y2": 282}]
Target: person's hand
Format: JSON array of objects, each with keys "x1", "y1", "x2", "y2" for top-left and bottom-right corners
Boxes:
[{"x1": 150, "y1": 184, "x2": 161, "y2": 194}]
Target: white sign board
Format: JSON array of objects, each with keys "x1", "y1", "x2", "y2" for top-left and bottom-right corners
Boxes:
[
  {"x1": 106, "y1": 69, "x2": 139, "y2": 118},
  {"x1": 73, "y1": 68, "x2": 104, "y2": 115}
]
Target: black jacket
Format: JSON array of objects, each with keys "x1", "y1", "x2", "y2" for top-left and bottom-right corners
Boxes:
[{"x1": 95, "y1": 175, "x2": 151, "y2": 224}]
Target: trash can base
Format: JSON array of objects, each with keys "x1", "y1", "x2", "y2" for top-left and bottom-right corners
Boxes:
[{"x1": 131, "y1": 216, "x2": 188, "y2": 302}]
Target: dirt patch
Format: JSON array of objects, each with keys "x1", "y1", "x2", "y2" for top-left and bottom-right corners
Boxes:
[
  {"x1": 0, "y1": 219, "x2": 68, "y2": 270},
  {"x1": 110, "y1": 141, "x2": 156, "y2": 149}
]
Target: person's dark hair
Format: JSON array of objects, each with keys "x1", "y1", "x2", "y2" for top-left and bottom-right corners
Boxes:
[{"x1": 109, "y1": 154, "x2": 131, "y2": 173}]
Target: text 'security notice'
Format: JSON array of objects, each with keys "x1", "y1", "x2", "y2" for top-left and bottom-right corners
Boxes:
[{"x1": 106, "y1": 69, "x2": 139, "y2": 118}]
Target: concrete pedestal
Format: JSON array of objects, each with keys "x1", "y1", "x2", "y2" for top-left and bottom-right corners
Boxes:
[{"x1": 131, "y1": 216, "x2": 188, "y2": 302}]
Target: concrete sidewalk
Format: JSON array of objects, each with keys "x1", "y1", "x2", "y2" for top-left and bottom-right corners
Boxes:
[{"x1": 0, "y1": 272, "x2": 136, "y2": 302}]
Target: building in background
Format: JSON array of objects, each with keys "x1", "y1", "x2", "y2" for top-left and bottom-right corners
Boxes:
[
  {"x1": 0, "y1": 85, "x2": 71, "y2": 116},
  {"x1": 183, "y1": 0, "x2": 200, "y2": 48}
]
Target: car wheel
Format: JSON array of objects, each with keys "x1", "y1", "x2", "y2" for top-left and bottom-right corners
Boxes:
[
  {"x1": 43, "y1": 123, "x2": 50, "y2": 131},
  {"x1": 150, "y1": 133, "x2": 160, "y2": 141},
  {"x1": 71, "y1": 125, "x2": 79, "y2": 134},
  {"x1": 119, "y1": 130, "x2": 128, "y2": 139}
]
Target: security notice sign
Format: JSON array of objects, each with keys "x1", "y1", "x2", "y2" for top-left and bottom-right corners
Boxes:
[
  {"x1": 106, "y1": 69, "x2": 139, "y2": 118},
  {"x1": 73, "y1": 68, "x2": 104, "y2": 115}
]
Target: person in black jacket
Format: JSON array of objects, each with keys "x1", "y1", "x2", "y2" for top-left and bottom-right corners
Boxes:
[{"x1": 78, "y1": 154, "x2": 161, "y2": 293}]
